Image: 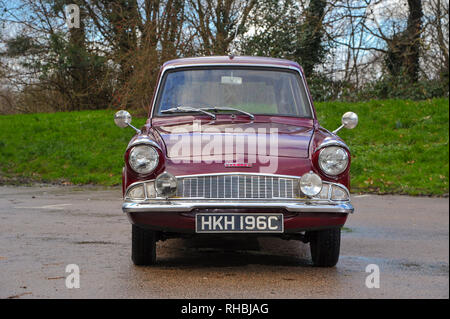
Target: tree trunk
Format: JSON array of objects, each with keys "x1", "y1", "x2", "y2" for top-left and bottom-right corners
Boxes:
[{"x1": 405, "y1": 0, "x2": 423, "y2": 82}]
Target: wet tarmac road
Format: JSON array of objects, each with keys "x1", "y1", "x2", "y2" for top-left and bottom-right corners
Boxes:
[{"x1": 0, "y1": 185, "x2": 448, "y2": 299}]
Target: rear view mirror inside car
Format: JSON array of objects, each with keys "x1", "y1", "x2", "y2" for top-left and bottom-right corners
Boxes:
[{"x1": 221, "y1": 76, "x2": 242, "y2": 85}]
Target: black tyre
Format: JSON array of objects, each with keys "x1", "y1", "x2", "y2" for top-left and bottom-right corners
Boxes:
[
  {"x1": 131, "y1": 225, "x2": 157, "y2": 266},
  {"x1": 309, "y1": 228, "x2": 341, "y2": 267}
]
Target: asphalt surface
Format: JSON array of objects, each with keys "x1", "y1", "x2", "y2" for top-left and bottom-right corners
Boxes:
[{"x1": 0, "y1": 185, "x2": 448, "y2": 299}]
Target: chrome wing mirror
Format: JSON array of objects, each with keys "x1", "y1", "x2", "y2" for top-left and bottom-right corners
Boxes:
[
  {"x1": 332, "y1": 112, "x2": 358, "y2": 134},
  {"x1": 114, "y1": 110, "x2": 141, "y2": 134}
]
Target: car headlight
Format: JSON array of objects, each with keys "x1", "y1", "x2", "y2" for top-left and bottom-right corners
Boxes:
[
  {"x1": 129, "y1": 145, "x2": 159, "y2": 174},
  {"x1": 318, "y1": 146, "x2": 349, "y2": 176},
  {"x1": 300, "y1": 172, "x2": 323, "y2": 197}
]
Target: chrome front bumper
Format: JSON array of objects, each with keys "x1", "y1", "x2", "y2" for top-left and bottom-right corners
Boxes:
[
  {"x1": 122, "y1": 200, "x2": 354, "y2": 214},
  {"x1": 123, "y1": 173, "x2": 354, "y2": 215}
]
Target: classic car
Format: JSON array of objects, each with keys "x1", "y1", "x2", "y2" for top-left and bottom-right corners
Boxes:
[{"x1": 114, "y1": 56, "x2": 358, "y2": 267}]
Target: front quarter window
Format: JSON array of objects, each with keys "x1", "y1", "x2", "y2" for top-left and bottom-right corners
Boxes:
[{"x1": 154, "y1": 67, "x2": 312, "y2": 118}]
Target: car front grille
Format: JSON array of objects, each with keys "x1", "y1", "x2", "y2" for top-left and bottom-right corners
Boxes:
[{"x1": 176, "y1": 174, "x2": 301, "y2": 199}]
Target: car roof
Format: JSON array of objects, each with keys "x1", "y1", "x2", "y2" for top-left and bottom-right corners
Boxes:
[{"x1": 162, "y1": 55, "x2": 302, "y2": 71}]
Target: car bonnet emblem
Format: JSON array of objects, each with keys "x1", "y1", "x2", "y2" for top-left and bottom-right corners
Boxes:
[{"x1": 224, "y1": 162, "x2": 252, "y2": 168}]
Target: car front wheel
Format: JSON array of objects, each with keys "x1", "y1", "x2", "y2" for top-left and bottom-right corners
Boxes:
[
  {"x1": 309, "y1": 228, "x2": 341, "y2": 267},
  {"x1": 132, "y1": 225, "x2": 157, "y2": 266}
]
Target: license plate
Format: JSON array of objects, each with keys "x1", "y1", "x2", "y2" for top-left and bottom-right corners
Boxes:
[{"x1": 195, "y1": 213, "x2": 283, "y2": 233}]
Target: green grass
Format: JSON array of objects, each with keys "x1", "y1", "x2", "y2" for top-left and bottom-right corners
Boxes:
[
  {"x1": 315, "y1": 98, "x2": 449, "y2": 195},
  {"x1": 0, "y1": 98, "x2": 448, "y2": 195},
  {"x1": 0, "y1": 110, "x2": 146, "y2": 186}
]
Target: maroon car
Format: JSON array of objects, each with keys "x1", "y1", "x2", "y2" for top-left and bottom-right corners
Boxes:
[{"x1": 114, "y1": 56, "x2": 358, "y2": 267}]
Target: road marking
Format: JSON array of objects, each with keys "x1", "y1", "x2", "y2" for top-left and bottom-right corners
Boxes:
[
  {"x1": 354, "y1": 195, "x2": 371, "y2": 198},
  {"x1": 14, "y1": 204, "x2": 72, "y2": 210}
]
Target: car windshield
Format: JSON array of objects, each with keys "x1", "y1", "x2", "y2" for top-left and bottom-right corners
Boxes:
[{"x1": 154, "y1": 67, "x2": 312, "y2": 118}]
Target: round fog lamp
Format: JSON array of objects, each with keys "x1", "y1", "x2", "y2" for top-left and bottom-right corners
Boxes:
[
  {"x1": 300, "y1": 172, "x2": 323, "y2": 197},
  {"x1": 155, "y1": 172, "x2": 177, "y2": 197}
]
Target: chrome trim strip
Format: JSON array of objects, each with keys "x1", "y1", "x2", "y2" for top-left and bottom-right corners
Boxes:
[
  {"x1": 163, "y1": 63, "x2": 302, "y2": 73},
  {"x1": 176, "y1": 172, "x2": 302, "y2": 180},
  {"x1": 126, "y1": 137, "x2": 161, "y2": 152},
  {"x1": 316, "y1": 138, "x2": 350, "y2": 152},
  {"x1": 123, "y1": 201, "x2": 354, "y2": 214}
]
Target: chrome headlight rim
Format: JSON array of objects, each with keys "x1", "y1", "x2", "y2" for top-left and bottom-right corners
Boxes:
[
  {"x1": 318, "y1": 146, "x2": 349, "y2": 176},
  {"x1": 128, "y1": 144, "x2": 159, "y2": 175}
]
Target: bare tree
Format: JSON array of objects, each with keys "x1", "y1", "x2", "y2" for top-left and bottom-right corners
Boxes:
[
  {"x1": 422, "y1": 0, "x2": 449, "y2": 81},
  {"x1": 0, "y1": 0, "x2": 448, "y2": 113},
  {"x1": 186, "y1": 0, "x2": 257, "y2": 55}
]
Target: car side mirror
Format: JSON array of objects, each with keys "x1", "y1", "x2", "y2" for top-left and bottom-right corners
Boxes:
[
  {"x1": 332, "y1": 112, "x2": 358, "y2": 134},
  {"x1": 114, "y1": 110, "x2": 141, "y2": 134}
]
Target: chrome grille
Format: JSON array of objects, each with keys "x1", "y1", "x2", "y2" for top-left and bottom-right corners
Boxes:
[{"x1": 176, "y1": 174, "x2": 301, "y2": 199}]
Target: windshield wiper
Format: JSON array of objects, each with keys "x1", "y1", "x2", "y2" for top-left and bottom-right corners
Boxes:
[
  {"x1": 161, "y1": 106, "x2": 254, "y2": 120},
  {"x1": 201, "y1": 106, "x2": 255, "y2": 120},
  {"x1": 161, "y1": 106, "x2": 216, "y2": 120}
]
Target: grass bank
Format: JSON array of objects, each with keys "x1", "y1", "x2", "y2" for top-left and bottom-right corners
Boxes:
[
  {"x1": 316, "y1": 98, "x2": 448, "y2": 195},
  {"x1": 0, "y1": 98, "x2": 448, "y2": 195}
]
